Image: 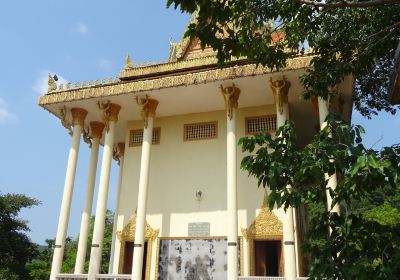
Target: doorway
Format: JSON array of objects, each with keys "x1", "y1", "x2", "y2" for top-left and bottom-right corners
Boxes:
[
  {"x1": 253, "y1": 240, "x2": 281, "y2": 276},
  {"x1": 122, "y1": 241, "x2": 148, "y2": 279}
]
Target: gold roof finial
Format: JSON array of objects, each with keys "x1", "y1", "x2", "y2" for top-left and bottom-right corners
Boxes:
[
  {"x1": 125, "y1": 53, "x2": 134, "y2": 69},
  {"x1": 48, "y1": 73, "x2": 57, "y2": 93}
]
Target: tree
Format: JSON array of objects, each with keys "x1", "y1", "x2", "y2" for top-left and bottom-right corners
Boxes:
[
  {"x1": 167, "y1": 0, "x2": 400, "y2": 117},
  {"x1": 166, "y1": 1, "x2": 400, "y2": 278},
  {"x1": 239, "y1": 116, "x2": 400, "y2": 279},
  {"x1": 0, "y1": 193, "x2": 40, "y2": 280},
  {"x1": 28, "y1": 210, "x2": 114, "y2": 279}
]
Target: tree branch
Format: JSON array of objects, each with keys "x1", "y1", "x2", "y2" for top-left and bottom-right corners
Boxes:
[{"x1": 296, "y1": 0, "x2": 400, "y2": 8}]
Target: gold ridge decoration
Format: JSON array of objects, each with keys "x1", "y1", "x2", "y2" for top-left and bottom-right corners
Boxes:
[
  {"x1": 39, "y1": 56, "x2": 313, "y2": 106},
  {"x1": 241, "y1": 191, "x2": 283, "y2": 239},
  {"x1": 135, "y1": 95, "x2": 159, "y2": 128},
  {"x1": 270, "y1": 76, "x2": 290, "y2": 114},
  {"x1": 220, "y1": 83, "x2": 241, "y2": 120},
  {"x1": 125, "y1": 53, "x2": 133, "y2": 69},
  {"x1": 48, "y1": 74, "x2": 57, "y2": 93}
]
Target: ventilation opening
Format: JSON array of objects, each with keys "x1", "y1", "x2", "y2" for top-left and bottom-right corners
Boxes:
[
  {"x1": 184, "y1": 121, "x2": 218, "y2": 141},
  {"x1": 129, "y1": 127, "x2": 161, "y2": 147},
  {"x1": 246, "y1": 115, "x2": 277, "y2": 134}
]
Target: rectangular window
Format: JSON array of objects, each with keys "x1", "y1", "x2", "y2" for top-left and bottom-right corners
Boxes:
[
  {"x1": 245, "y1": 115, "x2": 277, "y2": 135},
  {"x1": 129, "y1": 127, "x2": 161, "y2": 147},
  {"x1": 184, "y1": 121, "x2": 218, "y2": 141}
]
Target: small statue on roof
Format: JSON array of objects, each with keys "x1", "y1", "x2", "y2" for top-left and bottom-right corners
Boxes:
[{"x1": 48, "y1": 73, "x2": 57, "y2": 93}]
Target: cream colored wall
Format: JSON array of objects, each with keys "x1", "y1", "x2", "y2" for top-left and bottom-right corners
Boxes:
[{"x1": 112, "y1": 99, "x2": 323, "y2": 278}]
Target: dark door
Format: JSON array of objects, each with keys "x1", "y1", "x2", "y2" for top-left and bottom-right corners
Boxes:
[
  {"x1": 122, "y1": 241, "x2": 148, "y2": 279},
  {"x1": 254, "y1": 240, "x2": 281, "y2": 276}
]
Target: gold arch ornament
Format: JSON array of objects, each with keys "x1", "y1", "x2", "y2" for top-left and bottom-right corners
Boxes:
[{"x1": 116, "y1": 214, "x2": 159, "y2": 280}]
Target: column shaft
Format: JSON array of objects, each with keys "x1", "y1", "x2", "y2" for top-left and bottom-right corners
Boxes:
[
  {"x1": 50, "y1": 124, "x2": 82, "y2": 280},
  {"x1": 74, "y1": 137, "x2": 100, "y2": 274},
  {"x1": 132, "y1": 117, "x2": 154, "y2": 280},
  {"x1": 88, "y1": 121, "x2": 116, "y2": 279},
  {"x1": 317, "y1": 97, "x2": 340, "y2": 214},
  {"x1": 109, "y1": 155, "x2": 125, "y2": 274},
  {"x1": 277, "y1": 103, "x2": 297, "y2": 280},
  {"x1": 227, "y1": 109, "x2": 238, "y2": 280}
]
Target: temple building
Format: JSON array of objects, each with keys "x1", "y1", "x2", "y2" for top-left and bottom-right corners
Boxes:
[{"x1": 39, "y1": 20, "x2": 353, "y2": 280}]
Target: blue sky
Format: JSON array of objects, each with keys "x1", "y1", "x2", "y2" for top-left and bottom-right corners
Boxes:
[{"x1": 0, "y1": 1, "x2": 398, "y2": 245}]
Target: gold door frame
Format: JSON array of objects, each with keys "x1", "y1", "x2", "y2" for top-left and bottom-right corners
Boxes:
[
  {"x1": 116, "y1": 214, "x2": 159, "y2": 280},
  {"x1": 241, "y1": 192, "x2": 284, "y2": 276}
]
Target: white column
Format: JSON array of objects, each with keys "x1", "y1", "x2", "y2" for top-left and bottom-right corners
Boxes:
[
  {"x1": 74, "y1": 122, "x2": 104, "y2": 274},
  {"x1": 270, "y1": 78, "x2": 296, "y2": 280},
  {"x1": 221, "y1": 84, "x2": 240, "y2": 280},
  {"x1": 132, "y1": 97, "x2": 158, "y2": 280},
  {"x1": 317, "y1": 97, "x2": 340, "y2": 214},
  {"x1": 109, "y1": 143, "x2": 125, "y2": 274},
  {"x1": 50, "y1": 108, "x2": 87, "y2": 280},
  {"x1": 88, "y1": 103, "x2": 121, "y2": 280}
]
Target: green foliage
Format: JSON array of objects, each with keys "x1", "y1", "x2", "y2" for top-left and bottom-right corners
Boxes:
[
  {"x1": 167, "y1": 0, "x2": 400, "y2": 117},
  {"x1": 239, "y1": 115, "x2": 400, "y2": 279},
  {"x1": 27, "y1": 210, "x2": 114, "y2": 278},
  {"x1": 0, "y1": 193, "x2": 40, "y2": 280}
]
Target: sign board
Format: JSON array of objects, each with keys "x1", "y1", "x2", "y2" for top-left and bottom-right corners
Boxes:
[{"x1": 188, "y1": 222, "x2": 210, "y2": 237}]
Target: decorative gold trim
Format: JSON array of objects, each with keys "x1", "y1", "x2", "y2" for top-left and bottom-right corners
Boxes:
[
  {"x1": 116, "y1": 215, "x2": 159, "y2": 280},
  {"x1": 154, "y1": 236, "x2": 244, "y2": 279},
  {"x1": 60, "y1": 106, "x2": 72, "y2": 134},
  {"x1": 242, "y1": 191, "x2": 284, "y2": 276},
  {"x1": 48, "y1": 73, "x2": 57, "y2": 93},
  {"x1": 39, "y1": 56, "x2": 313, "y2": 106},
  {"x1": 183, "y1": 121, "x2": 218, "y2": 142},
  {"x1": 270, "y1": 77, "x2": 290, "y2": 114},
  {"x1": 136, "y1": 96, "x2": 159, "y2": 128},
  {"x1": 241, "y1": 192, "x2": 283, "y2": 239}
]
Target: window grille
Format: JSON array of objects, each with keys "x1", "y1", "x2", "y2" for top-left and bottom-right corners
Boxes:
[
  {"x1": 129, "y1": 127, "x2": 161, "y2": 147},
  {"x1": 245, "y1": 115, "x2": 277, "y2": 134},
  {"x1": 184, "y1": 121, "x2": 218, "y2": 141}
]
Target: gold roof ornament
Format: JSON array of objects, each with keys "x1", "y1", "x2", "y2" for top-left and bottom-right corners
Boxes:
[
  {"x1": 241, "y1": 191, "x2": 283, "y2": 239},
  {"x1": 48, "y1": 73, "x2": 57, "y2": 93},
  {"x1": 125, "y1": 53, "x2": 134, "y2": 69}
]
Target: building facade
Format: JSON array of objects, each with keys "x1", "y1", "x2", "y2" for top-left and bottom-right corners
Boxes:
[{"x1": 39, "y1": 25, "x2": 353, "y2": 280}]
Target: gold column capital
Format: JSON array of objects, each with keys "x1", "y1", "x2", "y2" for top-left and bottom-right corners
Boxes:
[
  {"x1": 90, "y1": 121, "x2": 105, "y2": 139},
  {"x1": 220, "y1": 83, "x2": 241, "y2": 120},
  {"x1": 270, "y1": 76, "x2": 290, "y2": 114},
  {"x1": 98, "y1": 101, "x2": 121, "y2": 131},
  {"x1": 71, "y1": 108, "x2": 88, "y2": 128},
  {"x1": 136, "y1": 95, "x2": 159, "y2": 128}
]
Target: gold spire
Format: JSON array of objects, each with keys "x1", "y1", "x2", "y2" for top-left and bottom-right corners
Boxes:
[{"x1": 125, "y1": 53, "x2": 134, "y2": 69}]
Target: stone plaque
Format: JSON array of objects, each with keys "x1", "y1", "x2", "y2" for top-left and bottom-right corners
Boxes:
[{"x1": 188, "y1": 222, "x2": 210, "y2": 237}]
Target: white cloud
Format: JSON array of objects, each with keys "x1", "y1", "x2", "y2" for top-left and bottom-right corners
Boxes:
[
  {"x1": 69, "y1": 22, "x2": 88, "y2": 35},
  {"x1": 77, "y1": 23, "x2": 88, "y2": 34},
  {"x1": 0, "y1": 98, "x2": 17, "y2": 124},
  {"x1": 98, "y1": 58, "x2": 111, "y2": 70},
  {"x1": 32, "y1": 70, "x2": 68, "y2": 95}
]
